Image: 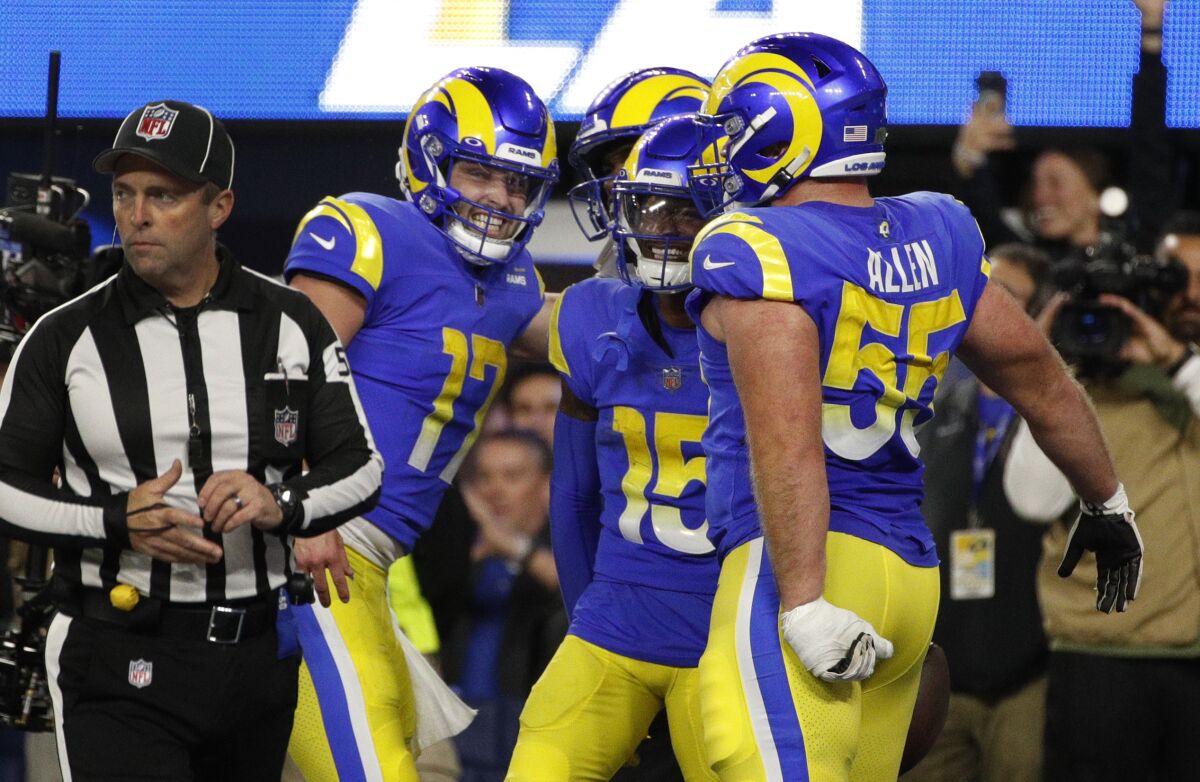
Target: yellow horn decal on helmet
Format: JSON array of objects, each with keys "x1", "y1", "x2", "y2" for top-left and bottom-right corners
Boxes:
[
  {"x1": 622, "y1": 129, "x2": 651, "y2": 178},
  {"x1": 706, "y1": 53, "x2": 823, "y2": 185},
  {"x1": 701, "y1": 133, "x2": 728, "y2": 166},
  {"x1": 693, "y1": 212, "x2": 793, "y2": 301},
  {"x1": 740, "y1": 70, "x2": 823, "y2": 184},
  {"x1": 611, "y1": 74, "x2": 710, "y2": 130},
  {"x1": 707, "y1": 52, "x2": 812, "y2": 112},
  {"x1": 434, "y1": 77, "x2": 497, "y2": 154},
  {"x1": 401, "y1": 97, "x2": 430, "y2": 194},
  {"x1": 541, "y1": 108, "x2": 558, "y2": 168}
]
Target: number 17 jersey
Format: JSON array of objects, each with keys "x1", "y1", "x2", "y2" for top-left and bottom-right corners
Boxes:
[
  {"x1": 686, "y1": 192, "x2": 991, "y2": 565},
  {"x1": 284, "y1": 194, "x2": 544, "y2": 551}
]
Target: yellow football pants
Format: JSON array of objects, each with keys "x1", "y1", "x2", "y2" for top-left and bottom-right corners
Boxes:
[
  {"x1": 506, "y1": 634, "x2": 718, "y2": 781},
  {"x1": 700, "y1": 534, "x2": 939, "y2": 781},
  {"x1": 288, "y1": 546, "x2": 419, "y2": 782}
]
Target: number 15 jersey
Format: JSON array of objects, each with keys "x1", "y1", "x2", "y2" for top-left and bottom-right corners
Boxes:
[
  {"x1": 550, "y1": 278, "x2": 719, "y2": 666},
  {"x1": 686, "y1": 192, "x2": 991, "y2": 565}
]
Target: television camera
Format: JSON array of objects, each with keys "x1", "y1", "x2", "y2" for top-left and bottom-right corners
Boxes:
[
  {"x1": 0, "y1": 51, "x2": 94, "y2": 731},
  {"x1": 1051, "y1": 223, "x2": 1187, "y2": 369}
]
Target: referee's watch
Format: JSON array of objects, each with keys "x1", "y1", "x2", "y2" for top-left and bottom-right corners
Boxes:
[{"x1": 271, "y1": 484, "x2": 303, "y2": 532}]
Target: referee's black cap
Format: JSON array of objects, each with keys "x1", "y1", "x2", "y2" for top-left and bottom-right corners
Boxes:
[{"x1": 93, "y1": 100, "x2": 235, "y2": 190}]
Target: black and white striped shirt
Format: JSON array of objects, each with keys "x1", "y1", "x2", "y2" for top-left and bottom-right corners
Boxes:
[{"x1": 0, "y1": 247, "x2": 382, "y2": 603}]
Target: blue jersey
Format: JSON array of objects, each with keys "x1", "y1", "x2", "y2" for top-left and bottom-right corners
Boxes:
[
  {"x1": 686, "y1": 193, "x2": 990, "y2": 565},
  {"x1": 549, "y1": 277, "x2": 719, "y2": 666},
  {"x1": 285, "y1": 194, "x2": 543, "y2": 550}
]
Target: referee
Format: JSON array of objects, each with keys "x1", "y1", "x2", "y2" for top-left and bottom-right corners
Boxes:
[{"x1": 0, "y1": 99, "x2": 383, "y2": 780}]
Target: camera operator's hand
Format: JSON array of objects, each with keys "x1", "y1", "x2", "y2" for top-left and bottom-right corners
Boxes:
[
  {"x1": 1097, "y1": 293, "x2": 1187, "y2": 370},
  {"x1": 952, "y1": 94, "x2": 1015, "y2": 178},
  {"x1": 1058, "y1": 483, "x2": 1144, "y2": 613},
  {"x1": 1035, "y1": 291, "x2": 1070, "y2": 337},
  {"x1": 126, "y1": 459, "x2": 223, "y2": 565}
]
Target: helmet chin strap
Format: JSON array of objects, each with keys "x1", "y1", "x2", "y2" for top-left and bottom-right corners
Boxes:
[
  {"x1": 446, "y1": 219, "x2": 517, "y2": 265},
  {"x1": 761, "y1": 145, "x2": 813, "y2": 202},
  {"x1": 635, "y1": 255, "x2": 690, "y2": 289}
]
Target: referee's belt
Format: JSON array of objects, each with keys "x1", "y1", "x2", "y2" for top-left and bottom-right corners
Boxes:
[{"x1": 57, "y1": 586, "x2": 278, "y2": 645}]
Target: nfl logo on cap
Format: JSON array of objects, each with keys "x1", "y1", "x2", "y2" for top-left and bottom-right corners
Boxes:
[{"x1": 136, "y1": 103, "x2": 179, "y2": 141}]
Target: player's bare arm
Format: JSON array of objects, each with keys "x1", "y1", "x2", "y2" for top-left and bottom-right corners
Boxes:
[
  {"x1": 703, "y1": 294, "x2": 829, "y2": 610},
  {"x1": 290, "y1": 271, "x2": 368, "y2": 346},
  {"x1": 288, "y1": 270, "x2": 366, "y2": 603},
  {"x1": 509, "y1": 291, "x2": 559, "y2": 360},
  {"x1": 957, "y1": 281, "x2": 1119, "y2": 504}
]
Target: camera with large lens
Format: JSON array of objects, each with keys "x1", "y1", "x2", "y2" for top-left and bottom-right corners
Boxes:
[
  {"x1": 0, "y1": 565, "x2": 54, "y2": 731},
  {"x1": 0, "y1": 173, "x2": 92, "y2": 360},
  {"x1": 0, "y1": 173, "x2": 91, "y2": 731},
  {"x1": 1051, "y1": 225, "x2": 1186, "y2": 366}
]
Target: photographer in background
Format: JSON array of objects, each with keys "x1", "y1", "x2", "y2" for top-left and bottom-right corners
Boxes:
[{"x1": 1031, "y1": 211, "x2": 1200, "y2": 781}]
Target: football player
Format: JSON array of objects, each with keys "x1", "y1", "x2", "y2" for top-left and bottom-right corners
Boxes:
[
  {"x1": 282, "y1": 67, "x2": 559, "y2": 781},
  {"x1": 685, "y1": 33, "x2": 1143, "y2": 780},
  {"x1": 505, "y1": 114, "x2": 722, "y2": 781},
  {"x1": 567, "y1": 67, "x2": 711, "y2": 276}
]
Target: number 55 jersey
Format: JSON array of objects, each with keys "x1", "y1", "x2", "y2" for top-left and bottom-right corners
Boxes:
[{"x1": 687, "y1": 192, "x2": 990, "y2": 564}]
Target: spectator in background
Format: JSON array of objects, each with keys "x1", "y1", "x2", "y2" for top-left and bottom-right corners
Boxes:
[
  {"x1": 950, "y1": 0, "x2": 1179, "y2": 256},
  {"x1": 1033, "y1": 211, "x2": 1200, "y2": 781},
  {"x1": 951, "y1": 96, "x2": 1108, "y2": 259},
  {"x1": 903, "y1": 243, "x2": 1056, "y2": 782},
  {"x1": 443, "y1": 430, "x2": 564, "y2": 782},
  {"x1": 506, "y1": 362, "x2": 561, "y2": 446}
]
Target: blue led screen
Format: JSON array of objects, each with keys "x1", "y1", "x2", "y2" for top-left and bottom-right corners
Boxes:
[{"x1": 4, "y1": 0, "x2": 1196, "y2": 127}]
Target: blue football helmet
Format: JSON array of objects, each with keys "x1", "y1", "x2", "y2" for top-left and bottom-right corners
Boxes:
[
  {"x1": 611, "y1": 115, "x2": 724, "y2": 291},
  {"x1": 567, "y1": 68, "x2": 710, "y2": 241},
  {"x1": 397, "y1": 67, "x2": 559, "y2": 265},
  {"x1": 691, "y1": 32, "x2": 887, "y2": 216}
]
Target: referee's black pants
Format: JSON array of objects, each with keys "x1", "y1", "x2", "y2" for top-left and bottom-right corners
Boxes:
[{"x1": 45, "y1": 607, "x2": 300, "y2": 781}]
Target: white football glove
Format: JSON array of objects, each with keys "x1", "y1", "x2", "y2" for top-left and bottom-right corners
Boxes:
[{"x1": 780, "y1": 597, "x2": 895, "y2": 682}]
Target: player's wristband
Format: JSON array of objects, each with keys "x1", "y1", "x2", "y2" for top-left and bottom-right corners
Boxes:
[
  {"x1": 1082, "y1": 483, "x2": 1130, "y2": 517},
  {"x1": 509, "y1": 535, "x2": 534, "y2": 569}
]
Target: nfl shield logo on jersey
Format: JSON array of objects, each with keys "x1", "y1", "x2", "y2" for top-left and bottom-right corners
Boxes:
[
  {"x1": 128, "y1": 659, "x2": 153, "y2": 689},
  {"x1": 662, "y1": 367, "x2": 683, "y2": 391},
  {"x1": 136, "y1": 103, "x2": 179, "y2": 141},
  {"x1": 274, "y1": 407, "x2": 299, "y2": 446}
]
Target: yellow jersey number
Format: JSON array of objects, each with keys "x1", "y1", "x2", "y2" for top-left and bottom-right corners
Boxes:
[
  {"x1": 822, "y1": 282, "x2": 966, "y2": 460},
  {"x1": 611, "y1": 407, "x2": 714, "y2": 555},
  {"x1": 407, "y1": 327, "x2": 507, "y2": 481}
]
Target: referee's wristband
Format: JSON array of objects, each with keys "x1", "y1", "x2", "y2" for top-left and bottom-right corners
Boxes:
[{"x1": 103, "y1": 491, "x2": 133, "y2": 549}]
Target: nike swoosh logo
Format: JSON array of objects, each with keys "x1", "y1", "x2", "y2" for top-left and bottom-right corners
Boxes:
[
  {"x1": 702, "y1": 255, "x2": 735, "y2": 270},
  {"x1": 309, "y1": 232, "x2": 336, "y2": 251}
]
